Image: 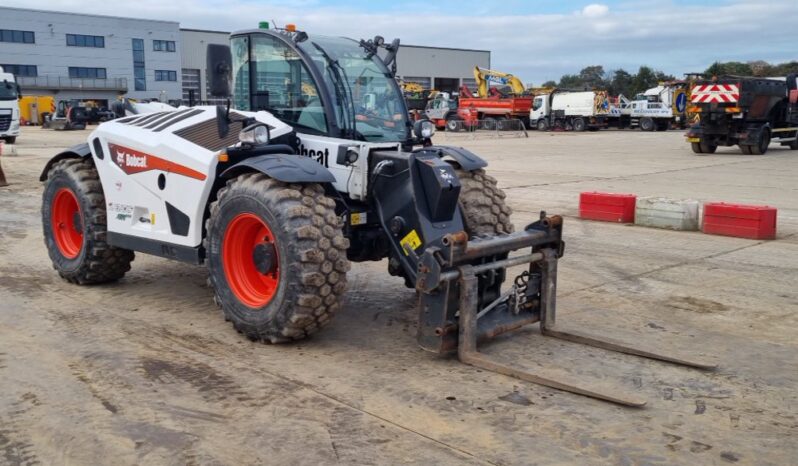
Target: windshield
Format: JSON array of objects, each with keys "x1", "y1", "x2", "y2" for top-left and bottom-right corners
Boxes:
[
  {"x1": 0, "y1": 80, "x2": 18, "y2": 101},
  {"x1": 297, "y1": 35, "x2": 409, "y2": 142}
]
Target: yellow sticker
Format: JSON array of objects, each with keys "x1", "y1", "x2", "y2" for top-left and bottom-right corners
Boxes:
[
  {"x1": 400, "y1": 229, "x2": 422, "y2": 255},
  {"x1": 150, "y1": 213, "x2": 156, "y2": 225},
  {"x1": 687, "y1": 137, "x2": 700, "y2": 143},
  {"x1": 350, "y1": 212, "x2": 367, "y2": 225}
]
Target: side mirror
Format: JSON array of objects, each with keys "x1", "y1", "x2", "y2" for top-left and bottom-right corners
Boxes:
[
  {"x1": 17, "y1": 84, "x2": 22, "y2": 100},
  {"x1": 207, "y1": 44, "x2": 232, "y2": 98}
]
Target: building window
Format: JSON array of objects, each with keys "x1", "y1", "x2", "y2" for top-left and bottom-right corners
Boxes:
[
  {"x1": 66, "y1": 34, "x2": 105, "y2": 48},
  {"x1": 153, "y1": 40, "x2": 176, "y2": 52},
  {"x1": 0, "y1": 29, "x2": 35, "y2": 44},
  {"x1": 0, "y1": 64, "x2": 37, "y2": 77},
  {"x1": 68, "y1": 67, "x2": 107, "y2": 79},
  {"x1": 155, "y1": 70, "x2": 177, "y2": 82},
  {"x1": 132, "y1": 39, "x2": 146, "y2": 91}
]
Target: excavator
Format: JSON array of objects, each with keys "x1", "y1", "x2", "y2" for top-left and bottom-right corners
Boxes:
[
  {"x1": 473, "y1": 66, "x2": 527, "y2": 98},
  {"x1": 453, "y1": 66, "x2": 533, "y2": 128}
]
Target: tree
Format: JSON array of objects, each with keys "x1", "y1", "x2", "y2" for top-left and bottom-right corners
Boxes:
[
  {"x1": 541, "y1": 80, "x2": 557, "y2": 88},
  {"x1": 631, "y1": 66, "x2": 658, "y2": 95},
  {"x1": 609, "y1": 69, "x2": 633, "y2": 96},
  {"x1": 578, "y1": 65, "x2": 607, "y2": 89}
]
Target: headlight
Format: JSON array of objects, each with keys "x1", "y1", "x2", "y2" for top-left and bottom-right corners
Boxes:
[
  {"x1": 413, "y1": 119, "x2": 436, "y2": 139},
  {"x1": 239, "y1": 123, "x2": 270, "y2": 145}
]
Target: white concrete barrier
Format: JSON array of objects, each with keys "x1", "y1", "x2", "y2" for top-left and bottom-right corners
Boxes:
[{"x1": 635, "y1": 197, "x2": 700, "y2": 231}]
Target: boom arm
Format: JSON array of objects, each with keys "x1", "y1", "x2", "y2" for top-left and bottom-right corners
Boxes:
[{"x1": 474, "y1": 66, "x2": 526, "y2": 98}]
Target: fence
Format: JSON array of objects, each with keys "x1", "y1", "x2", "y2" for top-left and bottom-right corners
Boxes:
[{"x1": 437, "y1": 118, "x2": 528, "y2": 140}]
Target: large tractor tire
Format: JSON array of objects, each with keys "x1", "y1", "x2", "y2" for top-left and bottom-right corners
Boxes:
[
  {"x1": 749, "y1": 129, "x2": 770, "y2": 155},
  {"x1": 454, "y1": 168, "x2": 514, "y2": 237},
  {"x1": 205, "y1": 173, "x2": 350, "y2": 343},
  {"x1": 41, "y1": 158, "x2": 134, "y2": 284}
]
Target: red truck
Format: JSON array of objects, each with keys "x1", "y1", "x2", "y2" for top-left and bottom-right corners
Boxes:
[{"x1": 424, "y1": 87, "x2": 532, "y2": 131}]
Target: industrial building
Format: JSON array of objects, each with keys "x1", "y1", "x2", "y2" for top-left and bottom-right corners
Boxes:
[
  {"x1": 1, "y1": 6, "x2": 490, "y2": 107},
  {"x1": 0, "y1": 6, "x2": 183, "y2": 107}
]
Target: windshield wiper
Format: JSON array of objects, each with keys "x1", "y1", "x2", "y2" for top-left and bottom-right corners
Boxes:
[{"x1": 311, "y1": 42, "x2": 363, "y2": 141}]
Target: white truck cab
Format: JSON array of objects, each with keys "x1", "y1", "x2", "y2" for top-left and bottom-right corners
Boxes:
[{"x1": 0, "y1": 66, "x2": 21, "y2": 144}]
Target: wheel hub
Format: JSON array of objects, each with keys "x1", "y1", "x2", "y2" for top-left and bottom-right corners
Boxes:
[{"x1": 252, "y1": 241, "x2": 277, "y2": 275}]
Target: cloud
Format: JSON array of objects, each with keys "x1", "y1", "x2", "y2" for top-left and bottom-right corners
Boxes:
[
  {"x1": 3, "y1": 0, "x2": 798, "y2": 84},
  {"x1": 581, "y1": 3, "x2": 609, "y2": 17}
]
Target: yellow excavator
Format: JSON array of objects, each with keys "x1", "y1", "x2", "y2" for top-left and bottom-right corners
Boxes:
[{"x1": 473, "y1": 66, "x2": 526, "y2": 98}]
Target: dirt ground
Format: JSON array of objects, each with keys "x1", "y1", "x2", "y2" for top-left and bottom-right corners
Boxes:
[{"x1": 1, "y1": 127, "x2": 796, "y2": 465}]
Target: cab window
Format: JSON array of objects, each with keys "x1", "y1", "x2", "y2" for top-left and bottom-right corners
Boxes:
[
  {"x1": 232, "y1": 35, "x2": 327, "y2": 134},
  {"x1": 532, "y1": 97, "x2": 543, "y2": 111}
]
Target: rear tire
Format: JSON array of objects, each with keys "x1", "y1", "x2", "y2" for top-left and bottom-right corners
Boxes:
[
  {"x1": 740, "y1": 144, "x2": 753, "y2": 155},
  {"x1": 572, "y1": 118, "x2": 586, "y2": 132},
  {"x1": 482, "y1": 117, "x2": 497, "y2": 131},
  {"x1": 205, "y1": 173, "x2": 350, "y2": 343},
  {"x1": 749, "y1": 130, "x2": 770, "y2": 155},
  {"x1": 699, "y1": 141, "x2": 717, "y2": 153},
  {"x1": 41, "y1": 158, "x2": 134, "y2": 284},
  {"x1": 691, "y1": 142, "x2": 704, "y2": 154}
]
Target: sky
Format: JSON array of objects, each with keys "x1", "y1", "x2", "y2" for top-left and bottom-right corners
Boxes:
[{"x1": 3, "y1": 0, "x2": 797, "y2": 84}]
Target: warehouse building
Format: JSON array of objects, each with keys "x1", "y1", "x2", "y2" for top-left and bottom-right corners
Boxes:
[
  {"x1": 0, "y1": 6, "x2": 183, "y2": 106},
  {"x1": 1, "y1": 7, "x2": 490, "y2": 108},
  {"x1": 179, "y1": 27, "x2": 490, "y2": 102}
]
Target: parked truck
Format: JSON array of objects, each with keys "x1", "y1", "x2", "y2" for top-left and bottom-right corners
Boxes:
[
  {"x1": 530, "y1": 90, "x2": 611, "y2": 131},
  {"x1": 0, "y1": 66, "x2": 21, "y2": 143},
  {"x1": 611, "y1": 82, "x2": 690, "y2": 131},
  {"x1": 686, "y1": 75, "x2": 798, "y2": 155}
]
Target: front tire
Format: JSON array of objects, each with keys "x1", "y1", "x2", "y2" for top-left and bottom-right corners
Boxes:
[
  {"x1": 41, "y1": 158, "x2": 134, "y2": 284},
  {"x1": 536, "y1": 119, "x2": 549, "y2": 131},
  {"x1": 691, "y1": 142, "x2": 704, "y2": 154},
  {"x1": 454, "y1": 168, "x2": 514, "y2": 237},
  {"x1": 445, "y1": 115, "x2": 462, "y2": 132},
  {"x1": 206, "y1": 173, "x2": 350, "y2": 343},
  {"x1": 640, "y1": 117, "x2": 655, "y2": 132},
  {"x1": 3, "y1": 136, "x2": 16, "y2": 144}
]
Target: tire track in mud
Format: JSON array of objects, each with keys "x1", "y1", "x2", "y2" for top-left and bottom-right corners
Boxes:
[{"x1": 0, "y1": 393, "x2": 43, "y2": 466}]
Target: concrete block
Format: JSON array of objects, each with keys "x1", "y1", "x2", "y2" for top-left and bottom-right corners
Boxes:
[{"x1": 635, "y1": 197, "x2": 699, "y2": 231}]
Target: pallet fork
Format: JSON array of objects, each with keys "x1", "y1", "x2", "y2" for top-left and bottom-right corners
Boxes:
[{"x1": 415, "y1": 213, "x2": 716, "y2": 407}]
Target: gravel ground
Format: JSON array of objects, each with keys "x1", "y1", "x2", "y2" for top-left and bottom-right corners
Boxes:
[{"x1": 0, "y1": 126, "x2": 796, "y2": 465}]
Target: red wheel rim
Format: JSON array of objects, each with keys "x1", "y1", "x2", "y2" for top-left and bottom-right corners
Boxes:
[
  {"x1": 51, "y1": 188, "x2": 83, "y2": 259},
  {"x1": 222, "y1": 213, "x2": 280, "y2": 308}
]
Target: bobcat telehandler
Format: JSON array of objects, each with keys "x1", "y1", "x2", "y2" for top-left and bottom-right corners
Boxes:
[{"x1": 40, "y1": 25, "x2": 715, "y2": 407}]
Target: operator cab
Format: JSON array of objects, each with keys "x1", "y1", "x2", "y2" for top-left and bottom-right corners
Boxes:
[{"x1": 229, "y1": 27, "x2": 412, "y2": 143}]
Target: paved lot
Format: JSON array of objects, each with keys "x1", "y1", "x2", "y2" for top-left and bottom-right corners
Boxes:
[{"x1": 1, "y1": 127, "x2": 796, "y2": 465}]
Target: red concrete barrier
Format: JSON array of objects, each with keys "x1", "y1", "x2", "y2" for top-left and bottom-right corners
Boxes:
[
  {"x1": 702, "y1": 202, "x2": 777, "y2": 240},
  {"x1": 579, "y1": 192, "x2": 636, "y2": 223}
]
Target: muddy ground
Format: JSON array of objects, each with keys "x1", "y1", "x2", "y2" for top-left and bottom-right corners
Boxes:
[{"x1": 0, "y1": 127, "x2": 796, "y2": 465}]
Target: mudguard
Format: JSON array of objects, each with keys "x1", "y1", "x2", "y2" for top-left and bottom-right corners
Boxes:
[
  {"x1": 221, "y1": 153, "x2": 336, "y2": 183},
  {"x1": 414, "y1": 145, "x2": 487, "y2": 171},
  {"x1": 39, "y1": 143, "x2": 92, "y2": 181}
]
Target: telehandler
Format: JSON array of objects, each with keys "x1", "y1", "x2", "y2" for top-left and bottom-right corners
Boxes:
[{"x1": 41, "y1": 25, "x2": 714, "y2": 406}]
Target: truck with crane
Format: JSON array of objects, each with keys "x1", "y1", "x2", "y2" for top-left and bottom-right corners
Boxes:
[
  {"x1": 686, "y1": 75, "x2": 798, "y2": 154},
  {"x1": 611, "y1": 82, "x2": 690, "y2": 131},
  {"x1": 39, "y1": 23, "x2": 716, "y2": 407}
]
